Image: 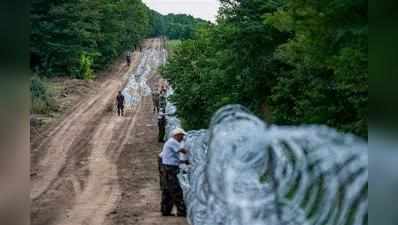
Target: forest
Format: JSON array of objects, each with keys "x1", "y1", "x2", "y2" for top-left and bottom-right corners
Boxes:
[
  {"x1": 30, "y1": 0, "x2": 368, "y2": 138},
  {"x1": 150, "y1": 12, "x2": 209, "y2": 40},
  {"x1": 162, "y1": 0, "x2": 368, "y2": 138},
  {"x1": 30, "y1": 0, "x2": 204, "y2": 79},
  {"x1": 30, "y1": 0, "x2": 204, "y2": 114}
]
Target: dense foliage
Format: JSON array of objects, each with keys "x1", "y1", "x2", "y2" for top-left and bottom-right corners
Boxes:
[
  {"x1": 30, "y1": 1, "x2": 206, "y2": 115},
  {"x1": 31, "y1": 76, "x2": 56, "y2": 114},
  {"x1": 162, "y1": 0, "x2": 368, "y2": 138},
  {"x1": 31, "y1": 0, "x2": 206, "y2": 78},
  {"x1": 151, "y1": 12, "x2": 209, "y2": 40},
  {"x1": 31, "y1": 0, "x2": 152, "y2": 78}
]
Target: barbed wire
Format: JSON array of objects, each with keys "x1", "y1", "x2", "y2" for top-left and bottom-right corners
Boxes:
[{"x1": 173, "y1": 105, "x2": 367, "y2": 225}]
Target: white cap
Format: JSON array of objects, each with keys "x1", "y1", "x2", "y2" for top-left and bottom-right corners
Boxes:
[{"x1": 171, "y1": 128, "x2": 187, "y2": 136}]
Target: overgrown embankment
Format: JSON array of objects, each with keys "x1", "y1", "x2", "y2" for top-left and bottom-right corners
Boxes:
[
  {"x1": 30, "y1": 55, "x2": 127, "y2": 140},
  {"x1": 31, "y1": 76, "x2": 57, "y2": 115},
  {"x1": 30, "y1": 75, "x2": 100, "y2": 144},
  {"x1": 162, "y1": 0, "x2": 368, "y2": 138}
]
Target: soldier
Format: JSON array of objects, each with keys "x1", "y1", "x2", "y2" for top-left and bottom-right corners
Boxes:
[
  {"x1": 158, "y1": 113, "x2": 166, "y2": 143},
  {"x1": 159, "y1": 91, "x2": 167, "y2": 113},
  {"x1": 160, "y1": 128, "x2": 188, "y2": 217},
  {"x1": 152, "y1": 91, "x2": 160, "y2": 113},
  {"x1": 116, "y1": 91, "x2": 125, "y2": 116}
]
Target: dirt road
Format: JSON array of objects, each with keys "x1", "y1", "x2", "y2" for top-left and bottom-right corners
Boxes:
[{"x1": 31, "y1": 38, "x2": 187, "y2": 225}]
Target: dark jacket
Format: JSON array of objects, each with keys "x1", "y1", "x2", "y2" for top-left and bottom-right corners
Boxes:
[{"x1": 117, "y1": 94, "x2": 125, "y2": 106}]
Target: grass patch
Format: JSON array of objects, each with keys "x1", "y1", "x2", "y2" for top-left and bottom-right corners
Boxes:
[{"x1": 31, "y1": 76, "x2": 57, "y2": 114}]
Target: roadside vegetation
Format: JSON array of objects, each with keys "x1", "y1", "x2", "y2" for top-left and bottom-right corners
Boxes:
[
  {"x1": 166, "y1": 40, "x2": 182, "y2": 55},
  {"x1": 30, "y1": 0, "x2": 203, "y2": 79},
  {"x1": 31, "y1": 0, "x2": 153, "y2": 78},
  {"x1": 151, "y1": 13, "x2": 209, "y2": 40},
  {"x1": 31, "y1": 76, "x2": 57, "y2": 114},
  {"x1": 162, "y1": 0, "x2": 368, "y2": 138},
  {"x1": 30, "y1": 0, "x2": 204, "y2": 116},
  {"x1": 30, "y1": 0, "x2": 367, "y2": 138}
]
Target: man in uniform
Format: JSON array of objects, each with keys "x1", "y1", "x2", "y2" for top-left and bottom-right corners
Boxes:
[
  {"x1": 116, "y1": 91, "x2": 125, "y2": 116},
  {"x1": 159, "y1": 91, "x2": 167, "y2": 113},
  {"x1": 126, "y1": 51, "x2": 132, "y2": 66},
  {"x1": 158, "y1": 113, "x2": 166, "y2": 143},
  {"x1": 152, "y1": 91, "x2": 160, "y2": 113},
  {"x1": 160, "y1": 128, "x2": 188, "y2": 217}
]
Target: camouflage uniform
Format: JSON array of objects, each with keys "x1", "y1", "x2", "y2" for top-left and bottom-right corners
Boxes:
[
  {"x1": 161, "y1": 165, "x2": 186, "y2": 216},
  {"x1": 152, "y1": 92, "x2": 160, "y2": 113},
  {"x1": 158, "y1": 115, "x2": 166, "y2": 143},
  {"x1": 159, "y1": 94, "x2": 167, "y2": 113}
]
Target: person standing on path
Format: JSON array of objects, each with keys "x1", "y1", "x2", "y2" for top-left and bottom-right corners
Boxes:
[
  {"x1": 160, "y1": 128, "x2": 188, "y2": 217},
  {"x1": 116, "y1": 91, "x2": 125, "y2": 116}
]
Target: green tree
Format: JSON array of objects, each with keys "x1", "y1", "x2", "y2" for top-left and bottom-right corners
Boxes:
[
  {"x1": 265, "y1": 0, "x2": 368, "y2": 137},
  {"x1": 31, "y1": 0, "x2": 153, "y2": 77},
  {"x1": 152, "y1": 13, "x2": 209, "y2": 40},
  {"x1": 163, "y1": 0, "x2": 288, "y2": 129},
  {"x1": 162, "y1": 0, "x2": 368, "y2": 138}
]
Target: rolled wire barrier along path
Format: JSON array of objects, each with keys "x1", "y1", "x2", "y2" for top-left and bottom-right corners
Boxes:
[
  {"x1": 165, "y1": 103, "x2": 368, "y2": 225},
  {"x1": 122, "y1": 47, "x2": 167, "y2": 108}
]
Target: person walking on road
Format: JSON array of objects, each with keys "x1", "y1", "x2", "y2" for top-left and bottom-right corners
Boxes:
[
  {"x1": 160, "y1": 128, "x2": 188, "y2": 217},
  {"x1": 116, "y1": 91, "x2": 125, "y2": 116}
]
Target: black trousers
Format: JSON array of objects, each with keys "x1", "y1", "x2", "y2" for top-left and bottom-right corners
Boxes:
[
  {"x1": 158, "y1": 157, "x2": 165, "y2": 189},
  {"x1": 161, "y1": 165, "x2": 186, "y2": 216},
  {"x1": 117, "y1": 104, "x2": 124, "y2": 116},
  {"x1": 158, "y1": 126, "x2": 165, "y2": 142}
]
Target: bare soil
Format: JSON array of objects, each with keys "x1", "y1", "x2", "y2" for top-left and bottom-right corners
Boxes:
[
  {"x1": 31, "y1": 38, "x2": 188, "y2": 225},
  {"x1": 30, "y1": 56, "x2": 127, "y2": 143}
]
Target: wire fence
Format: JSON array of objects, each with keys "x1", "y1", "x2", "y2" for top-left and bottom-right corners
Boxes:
[{"x1": 165, "y1": 103, "x2": 367, "y2": 225}]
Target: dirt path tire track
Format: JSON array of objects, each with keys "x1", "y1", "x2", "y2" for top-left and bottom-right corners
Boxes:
[
  {"x1": 31, "y1": 38, "x2": 187, "y2": 225},
  {"x1": 30, "y1": 55, "x2": 139, "y2": 168},
  {"x1": 31, "y1": 64, "x2": 141, "y2": 225},
  {"x1": 30, "y1": 59, "x2": 129, "y2": 150},
  {"x1": 108, "y1": 48, "x2": 187, "y2": 225}
]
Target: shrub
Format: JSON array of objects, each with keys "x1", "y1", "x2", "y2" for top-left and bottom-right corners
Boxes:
[
  {"x1": 31, "y1": 76, "x2": 56, "y2": 114},
  {"x1": 80, "y1": 53, "x2": 95, "y2": 80}
]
